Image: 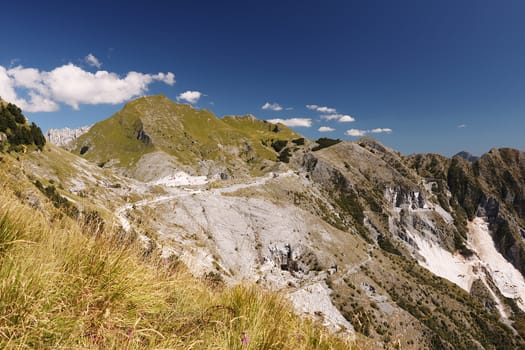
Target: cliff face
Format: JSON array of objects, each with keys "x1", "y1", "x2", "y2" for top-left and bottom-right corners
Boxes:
[
  {"x1": 409, "y1": 148, "x2": 525, "y2": 276},
  {"x1": 46, "y1": 126, "x2": 91, "y2": 146},
  {"x1": 302, "y1": 141, "x2": 525, "y2": 347}
]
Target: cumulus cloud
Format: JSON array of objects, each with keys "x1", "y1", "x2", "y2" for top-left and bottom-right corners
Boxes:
[
  {"x1": 262, "y1": 102, "x2": 283, "y2": 111},
  {"x1": 0, "y1": 66, "x2": 19, "y2": 103},
  {"x1": 156, "y1": 72, "x2": 175, "y2": 85},
  {"x1": 321, "y1": 113, "x2": 355, "y2": 122},
  {"x1": 177, "y1": 90, "x2": 202, "y2": 104},
  {"x1": 306, "y1": 104, "x2": 337, "y2": 114},
  {"x1": 23, "y1": 92, "x2": 60, "y2": 112},
  {"x1": 338, "y1": 115, "x2": 356, "y2": 122},
  {"x1": 345, "y1": 127, "x2": 393, "y2": 137},
  {"x1": 7, "y1": 66, "x2": 44, "y2": 91},
  {"x1": 457, "y1": 124, "x2": 467, "y2": 128},
  {"x1": 85, "y1": 54, "x2": 102, "y2": 68},
  {"x1": 267, "y1": 118, "x2": 312, "y2": 127},
  {"x1": 370, "y1": 128, "x2": 392, "y2": 134},
  {"x1": 0, "y1": 62, "x2": 176, "y2": 112},
  {"x1": 308, "y1": 104, "x2": 356, "y2": 124},
  {"x1": 345, "y1": 129, "x2": 367, "y2": 137},
  {"x1": 318, "y1": 126, "x2": 335, "y2": 132},
  {"x1": 317, "y1": 106, "x2": 337, "y2": 113}
]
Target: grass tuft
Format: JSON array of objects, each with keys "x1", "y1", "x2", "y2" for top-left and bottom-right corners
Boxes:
[{"x1": 0, "y1": 175, "x2": 358, "y2": 349}]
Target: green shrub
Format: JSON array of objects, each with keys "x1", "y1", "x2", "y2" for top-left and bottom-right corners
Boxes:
[
  {"x1": 291, "y1": 137, "x2": 305, "y2": 145},
  {"x1": 271, "y1": 140, "x2": 288, "y2": 153},
  {"x1": 278, "y1": 148, "x2": 291, "y2": 163},
  {"x1": 312, "y1": 138, "x2": 341, "y2": 151}
]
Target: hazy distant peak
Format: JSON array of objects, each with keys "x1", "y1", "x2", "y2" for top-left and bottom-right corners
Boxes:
[{"x1": 453, "y1": 151, "x2": 479, "y2": 162}]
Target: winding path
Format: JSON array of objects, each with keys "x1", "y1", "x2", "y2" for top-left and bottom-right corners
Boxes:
[{"x1": 115, "y1": 171, "x2": 294, "y2": 232}]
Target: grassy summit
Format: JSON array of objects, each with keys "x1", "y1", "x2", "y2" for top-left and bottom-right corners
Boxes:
[{"x1": 73, "y1": 95, "x2": 301, "y2": 173}]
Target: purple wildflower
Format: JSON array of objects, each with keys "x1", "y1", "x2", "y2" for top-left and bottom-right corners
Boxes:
[{"x1": 241, "y1": 331, "x2": 249, "y2": 345}]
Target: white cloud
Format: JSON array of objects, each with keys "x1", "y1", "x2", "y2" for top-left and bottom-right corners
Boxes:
[
  {"x1": 23, "y1": 92, "x2": 60, "y2": 112},
  {"x1": 306, "y1": 104, "x2": 337, "y2": 113},
  {"x1": 316, "y1": 106, "x2": 337, "y2": 113},
  {"x1": 321, "y1": 113, "x2": 355, "y2": 122},
  {"x1": 345, "y1": 127, "x2": 393, "y2": 137},
  {"x1": 308, "y1": 104, "x2": 355, "y2": 123},
  {"x1": 345, "y1": 129, "x2": 367, "y2": 137},
  {"x1": 370, "y1": 128, "x2": 392, "y2": 134},
  {"x1": 318, "y1": 126, "x2": 335, "y2": 132},
  {"x1": 338, "y1": 115, "x2": 355, "y2": 122},
  {"x1": 85, "y1": 53, "x2": 102, "y2": 68},
  {"x1": 320, "y1": 114, "x2": 340, "y2": 121},
  {"x1": 0, "y1": 63, "x2": 176, "y2": 112},
  {"x1": 156, "y1": 72, "x2": 175, "y2": 85},
  {"x1": 0, "y1": 66, "x2": 19, "y2": 103},
  {"x1": 177, "y1": 90, "x2": 202, "y2": 104},
  {"x1": 7, "y1": 66, "x2": 44, "y2": 91},
  {"x1": 267, "y1": 118, "x2": 312, "y2": 127},
  {"x1": 457, "y1": 124, "x2": 467, "y2": 128},
  {"x1": 262, "y1": 102, "x2": 283, "y2": 111}
]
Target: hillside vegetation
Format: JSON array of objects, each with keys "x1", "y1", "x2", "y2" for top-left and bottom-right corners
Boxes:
[
  {"x1": 72, "y1": 95, "x2": 302, "y2": 176},
  {"x1": 0, "y1": 101, "x2": 46, "y2": 152},
  {"x1": 0, "y1": 154, "x2": 357, "y2": 349}
]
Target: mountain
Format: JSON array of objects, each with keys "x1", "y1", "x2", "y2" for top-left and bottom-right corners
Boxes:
[
  {"x1": 453, "y1": 151, "x2": 480, "y2": 162},
  {"x1": 3, "y1": 95, "x2": 525, "y2": 349},
  {"x1": 0, "y1": 100, "x2": 352, "y2": 349},
  {"x1": 71, "y1": 94, "x2": 303, "y2": 180},
  {"x1": 46, "y1": 125, "x2": 91, "y2": 146}
]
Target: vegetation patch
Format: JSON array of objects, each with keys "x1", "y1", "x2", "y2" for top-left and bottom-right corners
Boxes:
[
  {"x1": 312, "y1": 137, "x2": 341, "y2": 151},
  {"x1": 291, "y1": 137, "x2": 305, "y2": 146},
  {"x1": 34, "y1": 180, "x2": 79, "y2": 218},
  {"x1": 278, "y1": 147, "x2": 291, "y2": 163},
  {"x1": 271, "y1": 139, "x2": 288, "y2": 153},
  {"x1": 0, "y1": 103, "x2": 46, "y2": 152},
  {"x1": 377, "y1": 235, "x2": 401, "y2": 255},
  {"x1": 447, "y1": 158, "x2": 483, "y2": 220}
]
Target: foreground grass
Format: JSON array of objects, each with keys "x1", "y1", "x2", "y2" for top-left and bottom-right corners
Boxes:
[{"x1": 0, "y1": 178, "x2": 357, "y2": 349}]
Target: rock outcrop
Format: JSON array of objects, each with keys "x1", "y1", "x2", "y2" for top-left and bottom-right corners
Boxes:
[{"x1": 47, "y1": 126, "x2": 91, "y2": 146}]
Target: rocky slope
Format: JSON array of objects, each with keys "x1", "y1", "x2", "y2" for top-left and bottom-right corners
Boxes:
[
  {"x1": 10, "y1": 95, "x2": 525, "y2": 349},
  {"x1": 71, "y1": 95, "x2": 303, "y2": 179},
  {"x1": 46, "y1": 125, "x2": 91, "y2": 146}
]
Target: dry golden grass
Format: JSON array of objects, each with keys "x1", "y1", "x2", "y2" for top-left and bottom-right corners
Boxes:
[{"x1": 0, "y1": 161, "x2": 359, "y2": 349}]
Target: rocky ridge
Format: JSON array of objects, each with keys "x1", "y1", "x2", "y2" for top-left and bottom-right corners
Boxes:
[
  {"x1": 14, "y1": 95, "x2": 525, "y2": 349},
  {"x1": 46, "y1": 125, "x2": 91, "y2": 146}
]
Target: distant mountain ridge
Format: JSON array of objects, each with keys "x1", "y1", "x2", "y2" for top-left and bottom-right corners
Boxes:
[
  {"x1": 3, "y1": 94, "x2": 525, "y2": 348},
  {"x1": 453, "y1": 150, "x2": 479, "y2": 162},
  {"x1": 47, "y1": 125, "x2": 91, "y2": 146}
]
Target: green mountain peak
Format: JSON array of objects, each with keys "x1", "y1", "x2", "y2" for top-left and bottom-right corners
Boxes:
[{"x1": 72, "y1": 95, "x2": 302, "y2": 175}]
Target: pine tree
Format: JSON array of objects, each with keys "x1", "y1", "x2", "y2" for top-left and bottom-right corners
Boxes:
[{"x1": 30, "y1": 122, "x2": 46, "y2": 149}]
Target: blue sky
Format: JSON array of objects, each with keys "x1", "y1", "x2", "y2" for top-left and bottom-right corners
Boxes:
[{"x1": 1, "y1": 0, "x2": 524, "y2": 156}]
